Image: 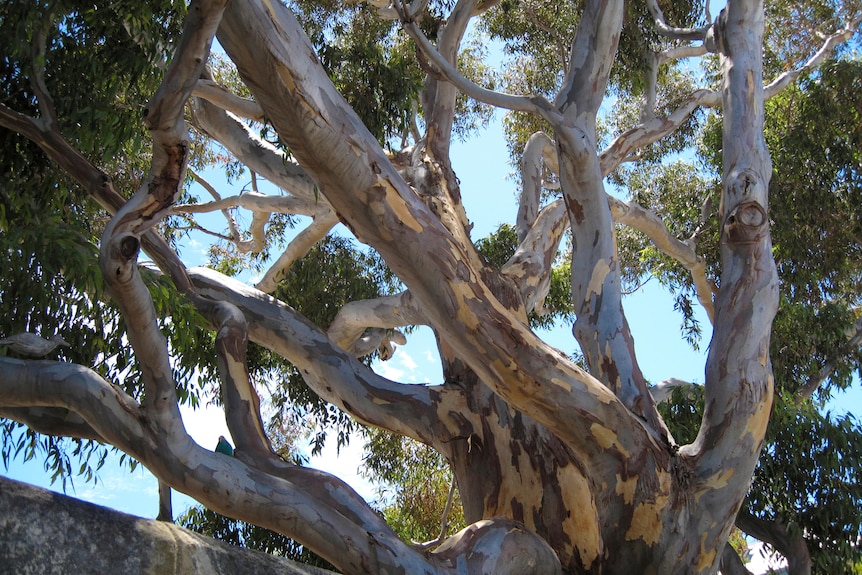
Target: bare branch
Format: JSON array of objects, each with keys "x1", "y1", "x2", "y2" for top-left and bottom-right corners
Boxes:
[
  {"x1": 255, "y1": 210, "x2": 339, "y2": 293},
  {"x1": 190, "y1": 267, "x2": 451, "y2": 446},
  {"x1": 764, "y1": 17, "x2": 862, "y2": 99},
  {"x1": 190, "y1": 95, "x2": 319, "y2": 203},
  {"x1": 600, "y1": 89, "x2": 720, "y2": 175},
  {"x1": 608, "y1": 196, "x2": 716, "y2": 322},
  {"x1": 193, "y1": 78, "x2": 265, "y2": 120},
  {"x1": 187, "y1": 167, "x2": 268, "y2": 254},
  {"x1": 645, "y1": 0, "x2": 710, "y2": 40},
  {"x1": 798, "y1": 313, "x2": 862, "y2": 400},
  {"x1": 0, "y1": 358, "x2": 445, "y2": 574},
  {"x1": 328, "y1": 291, "x2": 429, "y2": 353},
  {"x1": 402, "y1": 20, "x2": 563, "y2": 126}
]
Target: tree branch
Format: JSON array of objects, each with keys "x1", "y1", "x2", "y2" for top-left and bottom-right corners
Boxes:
[
  {"x1": 190, "y1": 94, "x2": 319, "y2": 202},
  {"x1": 193, "y1": 78, "x2": 265, "y2": 120},
  {"x1": 764, "y1": 16, "x2": 862, "y2": 100},
  {"x1": 0, "y1": 357, "x2": 451, "y2": 574},
  {"x1": 554, "y1": 0, "x2": 624, "y2": 120},
  {"x1": 217, "y1": 0, "x2": 659, "y2": 464},
  {"x1": 328, "y1": 290, "x2": 429, "y2": 354},
  {"x1": 736, "y1": 511, "x2": 811, "y2": 575},
  {"x1": 608, "y1": 196, "x2": 716, "y2": 322},
  {"x1": 402, "y1": 20, "x2": 562, "y2": 126},
  {"x1": 645, "y1": 0, "x2": 710, "y2": 41},
  {"x1": 255, "y1": 210, "x2": 339, "y2": 293},
  {"x1": 798, "y1": 313, "x2": 862, "y2": 400}
]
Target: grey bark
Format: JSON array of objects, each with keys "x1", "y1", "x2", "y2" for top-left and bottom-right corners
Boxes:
[{"x1": 0, "y1": 475, "x2": 336, "y2": 575}]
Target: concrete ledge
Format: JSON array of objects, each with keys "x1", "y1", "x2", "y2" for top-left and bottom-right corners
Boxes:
[{"x1": 0, "y1": 475, "x2": 336, "y2": 575}]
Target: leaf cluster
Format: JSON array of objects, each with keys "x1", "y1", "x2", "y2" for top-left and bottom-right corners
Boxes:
[
  {"x1": 178, "y1": 505, "x2": 336, "y2": 570},
  {"x1": 361, "y1": 428, "x2": 465, "y2": 544}
]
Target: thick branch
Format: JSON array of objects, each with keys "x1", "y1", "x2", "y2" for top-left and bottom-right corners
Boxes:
[
  {"x1": 555, "y1": 0, "x2": 624, "y2": 120},
  {"x1": 328, "y1": 290, "x2": 429, "y2": 354},
  {"x1": 679, "y1": 3, "x2": 779, "y2": 571},
  {"x1": 216, "y1": 0, "x2": 656, "y2": 462},
  {"x1": 190, "y1": 94, "x2": 319, "y2": 203},
  {"x1": 737, "y1": 511, "x2": 811, "y2": 575},
  {"x1": 193, "y1": 78, "x2": 265, "y2": 120},
  {"x1": 0, "y1": 358, "x2": 445, "y2": 575},
  {"x1": 100, "y1": 0, "x2": 227, "y2": 425}
]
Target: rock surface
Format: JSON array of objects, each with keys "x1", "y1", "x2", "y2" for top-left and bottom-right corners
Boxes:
[{"x1": 0, "y1": 475, "x2": 336, "y2": 575}]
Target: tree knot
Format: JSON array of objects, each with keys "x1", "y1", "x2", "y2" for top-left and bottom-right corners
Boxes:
[{"x1": 723, "y1": 201, "x2": 768, "y2": 245}]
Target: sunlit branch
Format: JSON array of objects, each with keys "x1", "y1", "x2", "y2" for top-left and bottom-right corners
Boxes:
[
  {"x1": 190, "y1": 95, "x2": 319, "y2": 203},
  {"x1": 764, "y1": 17, "x2": 862, "y2": 99},
  {"x1": 646, "y1": 0, "x2": 710, "y2": 40},
  {"x1": 328, "y1": 290, "x2": 429, "y2": 354},
  {"x1": 255, "y1": 209, "x2": 340, "y2": 293},
  {"x1": 516, "y1": 132, "x2": 556, "y2": 243},
  {"x1": 608, "y1": 196, "x2": 716, "y2": 323},
  {"x1": 100, "y1": 0, "x2": 228, "y2": 428},
  {"x1": 505, "y1": 200, "x2": 568, "y2": 316},
  {"x1": 402, "y1": 20, "x2": 563, "y2": 126},
  {"x1": 193, "y1": 78, "x2": 264, "y2": 120},
  {"x1": 187, "y1": 167, "x2": 261, "y2": 253},
  {"x1": 600, "y1": 89, "x2": 720, "y2": 174},
  {"x1": 190, "y1": 267, "x2": 450, "y2": 446}
]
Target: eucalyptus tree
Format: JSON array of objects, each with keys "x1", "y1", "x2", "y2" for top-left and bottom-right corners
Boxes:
[{"x1": 1, "y1": 0, "x2": 860, "y2": 574}]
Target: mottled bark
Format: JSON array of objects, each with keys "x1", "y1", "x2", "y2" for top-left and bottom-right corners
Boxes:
[{"x1": 3, "y1": 0, "x2": 842, "y2": 571}]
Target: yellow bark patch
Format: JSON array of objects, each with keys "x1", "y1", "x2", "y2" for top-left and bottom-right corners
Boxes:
[
  {"x1": 624, "y1": 500, "x2": 666, "y2": 546},
  {"x1": 557, "y1": 466, "x2": 602, "y2": 568},
  {"x1": 743, "y1": 379, "x2": 773, "y2": 441},
  {"x1": 550, "y1": 377, "x2": 573, "y2": 392},
  {"x1": 383, "y1": 184, "x2": 424, "y2": 233},
  {"x1": 696, "y1": 532, "x2": 718, "y2": 572},
  {"x1": 590, "y1": 423, "x2": 630, "y2": 458},
  {"x1": 615, "y1": 473, "x2": 638, "y2": 504},
  {"x1": 703, "y1": 468, "x2": 735, "y2": 491},
  {"x1": 584, "y1": 259, "x2": 611, "y2": 303}
]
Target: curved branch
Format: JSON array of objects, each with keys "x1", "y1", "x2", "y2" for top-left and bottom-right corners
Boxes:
[
  {"x1": 645, "y1": 0, "x2": 710, "y2": 41},
  {"x1": 608, "y1": 196, "x2": 716, "y2": 322},
  {"x1": 403, "y1": 20, "x2": 562, "y2": 126},
  {"x1": 255, "y1": 210, "x2": 340, "y2": 293},
  {"x1": 29, "y1": 9, "x2": 59, "y2": 130},
  {"x1": 0, "y1": 358, "x2": 448, "y2": 575},
  {"x1": 504, "y1": 200, "x2": 568, "y2": 315},
  {"x1": 190, "y1": 268, "x2": 456, "y2": 445},
  {"x1": 328, "y1": 290, "x2": 429, "y2": 353},
  {"x1": 764, "y1": 17, "x2": 862, "y2": 100},
  {"x1": 736, "y1": 511, "x2": 811, "y2": 575},
  {"x1": 193, "y1": 78, "x2": 264, "y2": 120},
  {"x1": 599, "y1": 89, "x2": 720, "y2": 175},
  {"x1": 516, "y1": 132, "x2": 556, "y2": 243},
  {"x1": 217, "y1": 0, "x2": 658, "y2": 463},
  {"x1": 187, "y1": 168, "x2": 269, "y2": 254}
]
